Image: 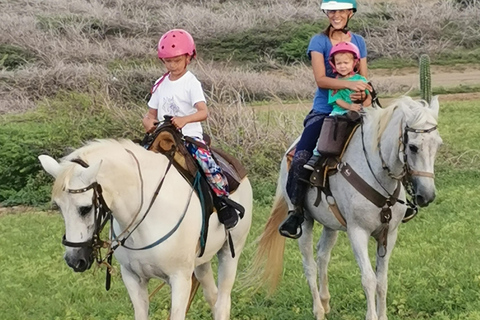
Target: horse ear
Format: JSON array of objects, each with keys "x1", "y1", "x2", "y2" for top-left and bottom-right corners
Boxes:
[
  {"x1": 80, "y1": 160, "x2": 102, "y2": 182},
  {"x1": 38, "y1": 155, "x2": 61, "y2": 178},
  {"x1": 429, "y1": 95, "x2": 440, "y2": 119}
]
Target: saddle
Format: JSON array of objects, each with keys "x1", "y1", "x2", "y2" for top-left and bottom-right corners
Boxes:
[
  {"x1": 140, "y1": 117, "x2": 248, "y2": 256},
  {"x1": 287, "y1": 112, "x2": 362, "y2": 187}
]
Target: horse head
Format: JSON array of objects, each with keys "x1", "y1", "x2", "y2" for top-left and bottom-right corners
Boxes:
[
  {"x1": 39, "y1": 154, "x2": 103, "y2": 272},
  {"x1": 377, "y1": 96, "x2": 442, "y2": 207}
]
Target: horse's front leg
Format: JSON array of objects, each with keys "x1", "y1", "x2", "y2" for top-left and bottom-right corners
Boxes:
[
  {"x1": 195, "y1": 262, "x2": 218, "y2": 310},
  {"x1": 121, "y1": 266, "x2": 150, "y2": 320},
  {"x1": 297, "y1": 217, "x2": 324, "y2": 320},
  {"x1": 376, "y1": 228, "x2": 399, "y2": 320},
  {"x1": 348, "y1": 227, "x2": 378, "y2": 320},
  {"x1": 315, "y1": 226, "x2": 338, "y2": 315},
  {"x1": 169, "y1": 272, "x2": 193, "y2": 320}
]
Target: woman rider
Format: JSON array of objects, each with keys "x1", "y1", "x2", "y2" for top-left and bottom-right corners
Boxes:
[{"x1": 279, "y1": 0, "x2": 372, "y2": 239}]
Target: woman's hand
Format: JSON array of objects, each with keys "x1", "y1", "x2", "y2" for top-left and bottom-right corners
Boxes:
[
  {"x1": 347, "y1": 81, "x2": 372, "y2": 92},
  {"x1": 171, "y1": 116, "x2": 188, "y2": 130}
]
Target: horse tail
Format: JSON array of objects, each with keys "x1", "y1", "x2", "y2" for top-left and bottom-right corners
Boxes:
[{"x1": 250, "y1": 192, "x2": 288, "y2": 295}]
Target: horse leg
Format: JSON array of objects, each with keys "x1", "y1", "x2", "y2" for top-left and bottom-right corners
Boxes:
[
  {"x1": 297, "y1": 217, "x2": 324, "y2": 320},
  {"x1": 376, "y1": 228, "x2": 398, "y2": 320},
  {"x1": 121, "y1": 266, "x2": 149, "y2": 320},
  {"x1": 316, "y1": 226, "x2": 338, "y2": 315},
  {"x1": 348, "y1": 227, "x2": 378, "y2": 320},
  {"x1": 194, "y1": 262, "x2": 218, "y2": 310},
  {"x1": 214, "y1": 243, "x2": 242, "y2": 320},
  {"x1": 169, "y1": 273, "x2": 193, "y2": 320}
]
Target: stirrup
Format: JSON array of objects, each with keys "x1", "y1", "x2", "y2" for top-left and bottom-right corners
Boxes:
[{"x1": 402, "y1": 206, "x2": 418, "y2": 223}]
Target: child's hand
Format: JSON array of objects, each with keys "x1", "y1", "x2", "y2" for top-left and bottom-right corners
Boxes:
[
  {"x1": 350, "y1": 103, "x2": 363, "y2": 112},
  {"x1": 171, "y1": 116, "x2": 188, "y2": 130},
  {"x1": 142, "y1": 116, "x2": 157, "y2": 133}
]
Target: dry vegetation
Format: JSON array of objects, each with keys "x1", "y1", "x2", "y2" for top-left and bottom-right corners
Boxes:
[{"x1": 1, "y1": 0, "x2": 480, "y2": 114}]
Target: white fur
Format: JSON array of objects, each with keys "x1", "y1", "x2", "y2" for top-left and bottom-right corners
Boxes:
[{"x1": 39, "y1": 139, "x2": 253, "y2": 320}]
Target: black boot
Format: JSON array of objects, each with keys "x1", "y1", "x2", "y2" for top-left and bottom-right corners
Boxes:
[
  {"x1": 279, "y1": 206, "x2": 304, "y2": 239},
  {"x1": 214, "y1": 196, "x2": 244, "y2": 230},
  {"x1": 282, "y1": 150, "x2": 310, "y2": 239}
]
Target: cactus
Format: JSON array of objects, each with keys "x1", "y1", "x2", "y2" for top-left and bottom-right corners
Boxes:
[{"x1": 419, "y1": 54, "x2": 432, "y2": 103}]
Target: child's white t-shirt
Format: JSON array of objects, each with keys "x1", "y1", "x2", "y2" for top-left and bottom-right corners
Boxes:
[{"x1": 148, "y1": 71, "x2": 206, "y2": 138}]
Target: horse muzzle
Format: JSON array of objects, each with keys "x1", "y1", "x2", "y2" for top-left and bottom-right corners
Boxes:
[{"x1": 64, "y1": 247, "x2": 94, "y2": 272}]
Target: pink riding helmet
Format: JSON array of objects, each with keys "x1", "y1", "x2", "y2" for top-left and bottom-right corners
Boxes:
[
  {"x1": 157, "y1": 29, "x2": 196, "y2": 59},
  {"x1": 329, "y1": 41, "x2": 360, "y2": 73}
]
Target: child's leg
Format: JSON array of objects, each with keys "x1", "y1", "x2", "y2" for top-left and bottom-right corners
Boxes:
[{"x1": 185, "y1": 138, "x2": 229, "y2": 197}]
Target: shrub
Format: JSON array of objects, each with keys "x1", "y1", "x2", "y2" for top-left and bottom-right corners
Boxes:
[
  {"x1": 0, "y1": 44, "x2": 36, "y2": 70},
  {"x1": 0, "y1": 92, "x2": 143, "y2": 205}
]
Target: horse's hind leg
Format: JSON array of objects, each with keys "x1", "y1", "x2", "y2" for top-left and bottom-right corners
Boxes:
[
  {"x1": 297, "y1": 218, "x2": 331, "y2": 320},
  {"x1": 194, "y1": 262, "x2": 218, "y2": 310},
  {"x1": 348, "y1": 227, "x2": 378, "y2": 320},
  {"x1": 316, "y1": 226, "x2": 338, "y2": 315},
  {"x1": 376, "y1": 228, "x2": 398, "y2": 320},
  {"x1": 121, "y1": 266, "x2": 149, "y2": 320}
]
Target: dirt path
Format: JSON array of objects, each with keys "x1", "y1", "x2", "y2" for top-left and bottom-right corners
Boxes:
[
  {"x1": 254, "y1": 65, "x2": 480, "y2": 111},
  {"x1": 370, "y1": 64, "x2": 480, "y2": 90}
]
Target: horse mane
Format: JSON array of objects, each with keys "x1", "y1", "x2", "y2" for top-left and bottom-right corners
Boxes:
[
  {"x1": 369, "y1": 96, "x2": 438, "y2": 146},
  {"x1": 52, "y1": 139, "x2": 142, "y2": 198}
]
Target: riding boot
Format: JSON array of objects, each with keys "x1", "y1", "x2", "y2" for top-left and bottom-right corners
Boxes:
[
  {"x1": 280, "y1": 150, "x2": 311, "y2": 239},
  {"x1": 279, "y1": 204, "x2": 305, "y2": 239}
]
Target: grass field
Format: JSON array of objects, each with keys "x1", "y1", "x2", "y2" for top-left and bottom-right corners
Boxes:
[{"x1": 1, "y1": 97, "x2": 480, "y2": 320}]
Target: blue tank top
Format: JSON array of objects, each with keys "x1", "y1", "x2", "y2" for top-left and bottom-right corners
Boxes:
[{"x1": 306, "y1": 33, "x2": 367, "y2": 114}]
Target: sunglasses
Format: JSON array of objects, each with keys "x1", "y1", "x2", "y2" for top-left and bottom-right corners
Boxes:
[{"x1": 325, "y1": 9, "x2": 351, "y2": 16}]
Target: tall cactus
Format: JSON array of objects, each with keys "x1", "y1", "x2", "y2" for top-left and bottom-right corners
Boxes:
[{"x1": 419, "y1": 54, "x2": 432, "y2": 103}]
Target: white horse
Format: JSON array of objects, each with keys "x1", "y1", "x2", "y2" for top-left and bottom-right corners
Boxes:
[
  {"x1": 39, "y1": 139, "x2": 253, "y2": 320},
  {"x1": 253, "y1": 96, "x2": 442, "y2": 320}
]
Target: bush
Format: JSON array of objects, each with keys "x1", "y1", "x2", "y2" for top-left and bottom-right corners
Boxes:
[
  {"x1": 0, "y1": 92, "x2": 143, "y2": 205},
  {"x1": 0, "y1": 44, "x2": 36, "y2": 71}
]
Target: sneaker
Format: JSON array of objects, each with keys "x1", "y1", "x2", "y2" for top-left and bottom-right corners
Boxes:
[
  {"x1": 278, "y1": 209, "x2": 304, "y2": 239},
  {"x1": 215, "y1": 199, "x2": 239, "y2": 230},
  {"x1": 303, "y1": 154, "x2": 320, "y2": 171}
]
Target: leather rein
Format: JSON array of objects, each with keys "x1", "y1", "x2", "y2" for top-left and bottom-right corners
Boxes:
[{"x1": 61, "y1": 150, "x2": 195, "y2": 289}]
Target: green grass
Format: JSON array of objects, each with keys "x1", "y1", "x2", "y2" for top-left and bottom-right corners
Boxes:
[{"x1": 1, "y1": 98, "x2": 480, "y2": 319}]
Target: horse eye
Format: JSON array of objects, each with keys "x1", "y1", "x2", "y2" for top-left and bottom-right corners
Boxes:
[
  {"x1": 79, "y1": 205, "x2": 93, "y2": 216},
  {"x1": 409, "y1": 145, "x2": 419, "y2": 153}
]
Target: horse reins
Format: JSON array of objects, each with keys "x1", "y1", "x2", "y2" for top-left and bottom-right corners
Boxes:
[{"x1": 62, "y1": 150, "x2": 196, "y2": 289}]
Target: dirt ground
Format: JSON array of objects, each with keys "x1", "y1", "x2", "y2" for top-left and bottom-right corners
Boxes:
[
  {"x1": 371, "y1": 64, "x2": 480, "y2": 90},
  {"x1": 255, "y1": 64, "x2": 480, "y2": 111}
]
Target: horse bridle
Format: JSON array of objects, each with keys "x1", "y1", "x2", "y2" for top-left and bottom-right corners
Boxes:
[
  {"x1": 402, "y1": 125, "x2": 437, "y2": 179},
  {"x1": 377, "y1": 124, "x2": 437, "y2": 181},
  {"x1": 62, "y1": 159, "x2": 112, "y2": 258}
]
